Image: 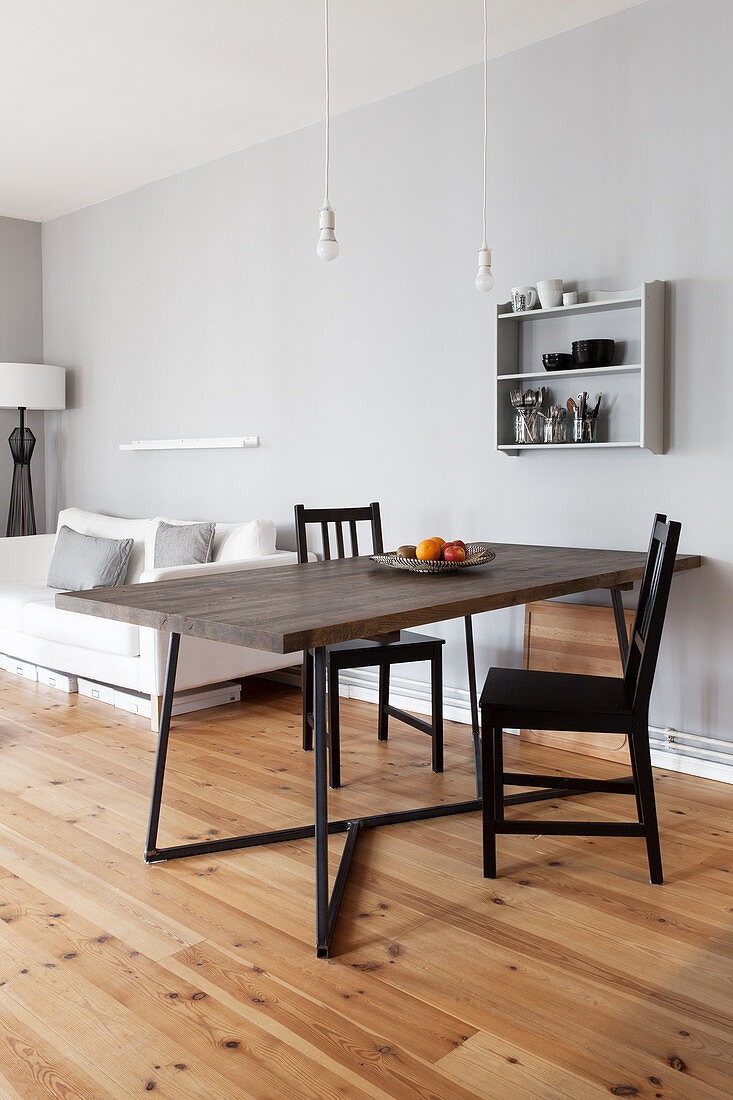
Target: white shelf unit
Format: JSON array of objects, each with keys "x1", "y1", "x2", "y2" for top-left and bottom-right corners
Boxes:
[{"x1": 495, "y1": 282, "x2": 665, "y2": 455}]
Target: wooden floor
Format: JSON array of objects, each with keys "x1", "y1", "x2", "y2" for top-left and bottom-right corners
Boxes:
[{"x1": 0, "y1": 674, "x2": 730, "y2": 1099}]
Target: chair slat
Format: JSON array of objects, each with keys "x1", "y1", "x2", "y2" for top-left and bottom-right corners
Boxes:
[
  {"x1": 349, "y1": 520, "x2": 359, "y2": 556},
  {"x1": 335, "y1": 523, "x2": 345, "y2": 559},
  {"x1": 321, "y1": 522, "x2": 331, "y2": 561}
]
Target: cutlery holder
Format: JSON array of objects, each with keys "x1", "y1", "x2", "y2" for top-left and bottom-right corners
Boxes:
[
  {"x1": 544, "y1": 418, "x2": 567, "y2": 444},
  {"x1": 572, "y1": 416, "x2": 598, "y2": 444},
  {"x1": 514, "y1": 408, "x2": 543, "y2": 444}
]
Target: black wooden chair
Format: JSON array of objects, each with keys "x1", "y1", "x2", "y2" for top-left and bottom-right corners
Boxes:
[
  {"x1": 480, "y1": 514, "x2": 681, "y2": 884},
  {"x1": 295, "y1": 502, "x2": 448, "y2": 789}
]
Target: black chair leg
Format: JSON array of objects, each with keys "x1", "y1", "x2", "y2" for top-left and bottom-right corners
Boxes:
[
  {"x1": 327, "y1": 664, "x2": 341, "y2": 790},
  {"x1": 493, "y1": 723, "x2": 504, "y2": 832},
  {"x1": 627, "y1": 728, "x2": 645, "y2": 823},
  {"x1": 431, "y1": 644, "x2": 444, "y2": 773},
  {"x1": 378, "y1": 665, "x2": 390, "y2": 741},
  {"x1": 630, "y1": 722, "x2": 663, "y2": 884},
  {"x1": 482, "y1": 715, "x2": 497, "y2": 878},
  {"x1": 302, "y1": 650, "x2": 313, "y2": 751}
]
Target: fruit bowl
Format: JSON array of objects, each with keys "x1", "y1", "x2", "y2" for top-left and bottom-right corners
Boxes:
[{"x1": 370, "y1": 543, "x2": 496, "y2": 574}]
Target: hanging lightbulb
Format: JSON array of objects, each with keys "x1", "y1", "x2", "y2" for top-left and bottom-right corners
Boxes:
[
  {"x1": 475, "y1": 0, "x2": 493, "y2": 292},
  {"x1": 317, "y1": 0, "x2": 339, "y2": 261},
  {"x1": 475, "y1": 245, "x2": 494, "y2": 291},
  {"x1": 317, "y1": 203, "x2": 339, "y2": 261}
]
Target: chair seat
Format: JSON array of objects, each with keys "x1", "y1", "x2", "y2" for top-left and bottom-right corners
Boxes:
[
  {"x1": 328, "y1": 630, "x2": 443, "y2": 656},
  {"x1": 480, "y1": 667, "x2": 634, "y2": 733}
]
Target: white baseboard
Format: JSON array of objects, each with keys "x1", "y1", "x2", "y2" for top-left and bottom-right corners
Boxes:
[
  {"x1": 648, "y1": 743, "x2": 733, "y2": 784},
  {"x1": 265, "y1": 667, "x2": 733, "y2": 786}
]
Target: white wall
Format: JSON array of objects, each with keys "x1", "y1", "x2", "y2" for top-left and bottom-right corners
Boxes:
[
  {"x1": 0, "y1": 216, "x2": 44, "y2": 531},
  {"x1": 42, "y1": 0, "x2": 732, "y2": 742}
]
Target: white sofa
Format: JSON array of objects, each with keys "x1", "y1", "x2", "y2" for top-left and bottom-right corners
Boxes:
[{"x1": 0, "y1": 508, "x2": 303, "y2": 728}]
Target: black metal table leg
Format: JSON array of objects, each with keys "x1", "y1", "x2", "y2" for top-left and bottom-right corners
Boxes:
[
  {"x1": 145, "y1": 632, "x2": 180, "y2": 861},
  {"x1": 465, "y1": 616, "x2": 482, "y2": 798},
  {"x1": 610, "y1": 587, "x2": 630, "y2": 666},
  {"x1": 314, "y1": 646, "x2": 330, "y2": 957}
]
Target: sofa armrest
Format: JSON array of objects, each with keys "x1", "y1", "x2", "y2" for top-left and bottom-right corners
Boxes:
[
  {"x1": 0, "y1": 533, "x2": 56, "y2": 582},
  {"x1": 138, "y1": 549, "x2": 306, "y2": 585}
]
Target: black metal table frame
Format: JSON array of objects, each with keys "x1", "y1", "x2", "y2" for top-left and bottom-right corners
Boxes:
[{"x1": 144, "y1": 590, "x2": 631, "y2": 958}]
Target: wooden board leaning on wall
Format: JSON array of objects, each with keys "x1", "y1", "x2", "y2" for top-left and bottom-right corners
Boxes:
[{"x1": 520, "y1": 600, "x2": 635, "y2": 763}]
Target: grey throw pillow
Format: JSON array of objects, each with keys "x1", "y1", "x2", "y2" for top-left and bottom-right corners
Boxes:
[
  {"x1": 154, "y1": 521, "x2": 215, "y2": 568},
  {"x1": 47, "y1": 525, "x2": 134, "y2": 590}
]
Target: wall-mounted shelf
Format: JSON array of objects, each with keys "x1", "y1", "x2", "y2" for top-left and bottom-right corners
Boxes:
[
  {"x1": 495, "y1": 282, "x2": 665, "y2": 455},
  {"x1": 119, "y1": 436, "x2": 259, "y2": 451},
  {"x1": 498, "y1": 363, "x2": 641, "y2": 383},
  {"x1": 498, "y1": 441, "x2": 642, "y2": 453},
  {"x1": 497, "y1": 291, "x2": 642, "y2": 322}
]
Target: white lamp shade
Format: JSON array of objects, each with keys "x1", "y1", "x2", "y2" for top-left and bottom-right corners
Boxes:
[{"x1": 0, "y1": 363, "x2": 66, "y2": 410}]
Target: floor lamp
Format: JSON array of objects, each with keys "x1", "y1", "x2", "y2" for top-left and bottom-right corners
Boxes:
[{"x1": 0, "y1": 363, "x2": 66, "y2": 537}]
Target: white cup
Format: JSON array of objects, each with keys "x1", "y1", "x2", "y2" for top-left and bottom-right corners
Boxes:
[
  {"x1": 537, "y1": 279, "x2": 563, "y2": 309},
  {"x1": 511, "y1": 286, "x2": 538, "y2": 312},
  {"x1": 562, "y1": 291, "x2": 578, "y2": 306}
]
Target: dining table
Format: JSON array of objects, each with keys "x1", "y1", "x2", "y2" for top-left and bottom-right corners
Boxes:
[{"x1": 57, "y1": 541, "x2": 701, "y2": 958}]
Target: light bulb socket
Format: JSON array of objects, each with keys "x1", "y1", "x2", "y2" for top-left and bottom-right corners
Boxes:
[
  {"x1": 477, "y1": 245, "x2": 492, "y2": 268},
  {"x1": 319, "y1": 205, "x2": 335, "y2": 230}
]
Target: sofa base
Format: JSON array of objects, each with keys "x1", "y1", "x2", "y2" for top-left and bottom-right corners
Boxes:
[{"x1": 0, "y1": 649, "x2": 245, "y2": 727}]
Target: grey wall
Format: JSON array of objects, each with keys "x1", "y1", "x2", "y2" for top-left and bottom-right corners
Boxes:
[
  {"x1": 0, "y1": 216, "x2": 44, "y2": 530},
  {"x1": 42, "y1": 0, "x2": 732, "y2": 741}
]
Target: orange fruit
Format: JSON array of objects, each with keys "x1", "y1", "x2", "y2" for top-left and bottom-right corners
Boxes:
[
  {"x1": 429, "y1": 537, "x2": 446, "y2": 550},
  {"x1": 416, "y1": 538, "x2": 442, "y2": 561}
]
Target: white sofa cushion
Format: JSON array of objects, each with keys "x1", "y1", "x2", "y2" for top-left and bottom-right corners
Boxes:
[
  {"x1": 214, "y1": 519, "x2": 276, "y2": 562},
  {"x1": 23, "y1": 599, "x2": 141, "y2": 658},
  {"x1": 144, "y1": 517, "x2": 276, "y2": 570},
  {"x1": 0, "y1": 582, "x2": 55, "y2": 632},
  {"x1": 57, "y1": 508, "x2": 153, "y2": 584}
]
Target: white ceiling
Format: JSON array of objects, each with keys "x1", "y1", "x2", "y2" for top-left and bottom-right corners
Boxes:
[{"x1": 0, "y1": 0, "x2": 644, "y2": 221}]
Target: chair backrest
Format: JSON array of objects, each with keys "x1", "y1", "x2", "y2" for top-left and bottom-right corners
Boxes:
[
  {"x1": 624, "y1": 513, "x2": 681, "y2": 711},
  {"x1": 294, "y1": 502, "x2": 383, "y2": 564}
]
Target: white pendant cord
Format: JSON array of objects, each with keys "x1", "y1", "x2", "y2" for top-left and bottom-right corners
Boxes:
[
  {"x1": 474, "y1": 0, "x2": 493, "y2": 291},
  {"x1": 316, "y1": 0, "x2": 339, "y2": 260},
  {"x1": 323, "y1": 0, "x2": 331, "y2": 207},
  {"x1": 481, "y1": 0, "x2": 488, "y2": 250}
]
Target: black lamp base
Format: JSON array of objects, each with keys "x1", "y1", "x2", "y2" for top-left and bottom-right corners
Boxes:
[{"x1": 6, "y1": 407, "x2": 36, "y2": 537}]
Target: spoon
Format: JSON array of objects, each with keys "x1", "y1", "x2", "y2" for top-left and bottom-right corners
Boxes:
[{"x1": 567, "y1": 397, "x2": 578, "y2": 416}]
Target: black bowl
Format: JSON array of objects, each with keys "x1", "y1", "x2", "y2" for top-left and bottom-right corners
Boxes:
[
  {"x1": 572, "y1": 339, "x2": 615, "y2": 367},
  {"x1": 542, "y1": 353, "x2": 574, "y2": 372}
]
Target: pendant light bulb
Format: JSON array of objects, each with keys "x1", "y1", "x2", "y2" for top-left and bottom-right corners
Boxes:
[
  {"x1": 317, "y1": 203, "x2": 339, "y2": 261},
  {"x1": 475, "y1": 246, "x2": 494, "y2": 292}
]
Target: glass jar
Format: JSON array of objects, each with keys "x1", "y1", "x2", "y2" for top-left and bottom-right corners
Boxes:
[
  {"x1": 544, "y1": 417, "x2": 567, "y2": 444},
  {"x1": 514, "y1": 408, "x2": 543, "y2": 444},
  {"x1": 572, "y1": 416, "x2": 599, "y2": 443}
]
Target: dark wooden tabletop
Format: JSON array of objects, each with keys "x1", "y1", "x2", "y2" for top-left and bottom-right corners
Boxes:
[{"x1": 55, "y1": 543, "x2": 701, "y2": 654}]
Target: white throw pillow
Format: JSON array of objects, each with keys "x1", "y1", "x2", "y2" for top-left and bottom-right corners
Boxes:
[
  {"x1": 214, "y1": 519, "x2": 277, "y2": 562},
  {"x1": 56, "y1": 508, "x2": 152, "y2": 584},
  {"x1": 145, "y1": 517, "x2": 276, "y2": 569}
]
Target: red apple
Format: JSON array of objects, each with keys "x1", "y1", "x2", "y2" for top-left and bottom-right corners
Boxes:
[
  {"x1": 443, "y1": 543, "x2": 466, "y2": 563},
  {"x1": 451, "y1": 540, "x2": 467, "y2": 553}
]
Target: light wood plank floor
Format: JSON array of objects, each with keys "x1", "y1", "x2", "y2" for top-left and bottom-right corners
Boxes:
[{"x1": 0, "y1": 672, "x2": 730, "y2": 1099}]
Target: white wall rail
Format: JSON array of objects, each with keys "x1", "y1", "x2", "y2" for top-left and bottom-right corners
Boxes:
[{"x1": 119, "y1": 436, "x2": 259, "y2": 451}]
